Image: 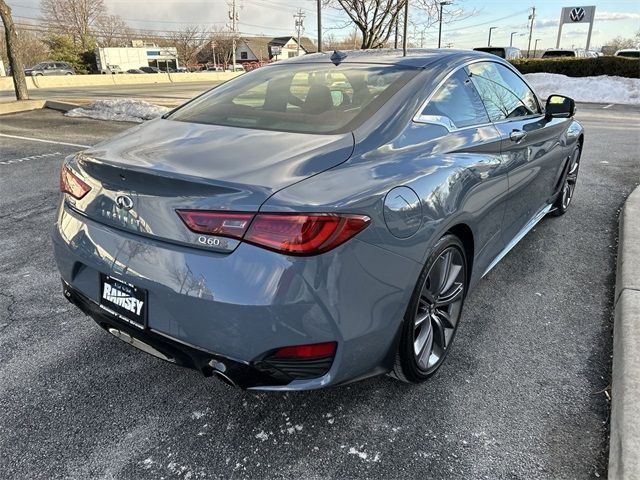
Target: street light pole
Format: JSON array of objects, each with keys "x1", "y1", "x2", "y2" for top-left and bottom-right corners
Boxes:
[
  {"x1": 438, "y1": 1, "x2": 452, "y2": 49},
  {"x1": 488, "y1": 27, "x2": 497, "y2": 47},
  {"x1": 317, "y1": 0, "x2": 322, "y2": 52},
  {"x1": 402, "y1": 0, "x2": 409, "y2": 56},
  {"x1": 510, "y1": 31, "x2": 517, "y2": 47},
  {"x1": 534, "y1": 38, "x2": 541, "y2": 57}
]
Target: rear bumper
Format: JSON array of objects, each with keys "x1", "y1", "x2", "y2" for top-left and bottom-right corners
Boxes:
[
  {"x1": 62, "y1": 280, "x2": 289, "y2": 389},
  {"x1": 52, "y1": 201, "x2": 422, "y2": 390}
]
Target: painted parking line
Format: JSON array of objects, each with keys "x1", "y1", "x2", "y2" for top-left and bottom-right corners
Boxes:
[
  {"x1": 0, "y1": 152, "x2": 63, "y2": 165},
  {"x1": 0, "y1": 133, "x2": 90, "y2": 148},
  {"x1": 603, "y1": 104, "x2": 615, "y2": 109}
]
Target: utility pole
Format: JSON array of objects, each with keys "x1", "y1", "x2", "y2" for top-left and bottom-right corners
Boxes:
[
  {"x1": 402, "y1": 0, "x2": 408, "y2": 56},
  {"x1": 228, "y1": 0, "x2": 238, "y2": 71},
  {"x1": 526, "y1": 6, "x2": 536, "y2": 58},
  {"x1": 294, "y1": 9, "x2": 305, "y2": 56},
  {"x1": 0, "y1": 0, "x2": 28, "y2": 100},
  {"x1": 316, "y1": 0, "x2": 322, "y2": 52}
]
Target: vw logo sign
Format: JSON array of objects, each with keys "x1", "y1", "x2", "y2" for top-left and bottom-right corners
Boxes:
[
  {"x1": 569, "y1": 7, "x2": 586, "y2": 22},
  {"x1": 115, "y1": 195, "x2": 134, "y2": 211}
]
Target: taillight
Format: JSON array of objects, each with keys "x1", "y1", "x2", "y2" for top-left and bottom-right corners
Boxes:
[
  {"x1": 176, "y1": 210, "x2": 254, "y2": 239},
  {"x1": 60, "y1": 165, "x2": 91, "y2": 199},
  {"x1": 273, "y1": 341, "x2": 337, "y2": 359},
  {"x1": 175, "y1": 211, "x2": 370, "y2": 255},
  {"x1": 244, "y1": 214, "x2": 370, "y2": 255}
]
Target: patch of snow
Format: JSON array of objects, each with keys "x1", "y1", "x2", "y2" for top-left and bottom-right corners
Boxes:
[
  {"x1": 524, "y1": 73, "x2": 640, "y2": 105},
  {"x1": 65, "y1": 99, "x2": 169, "y2": 123},
  {"x1": 347, "y1": 447, "x2": 382, "y2": 462},
  {"x1": 348, "y1": 447, "x2": 368, "y2": 460}
]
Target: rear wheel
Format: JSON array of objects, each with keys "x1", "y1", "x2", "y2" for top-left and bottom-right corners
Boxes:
[
  {"x1": 551, "y1": 143, "x2": 581, "y2": 216},
  {"x1": 390, "y1": 234, "x2": 467, "y2": 383}
]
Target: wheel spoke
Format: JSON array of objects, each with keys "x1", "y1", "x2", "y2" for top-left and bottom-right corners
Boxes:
[
  {"x1": 434, "y1": 308, "x2": 454, "y2": 329},
  {"x1": 414, "y1": 311, "x2": 429, "y2": 328},
  {"x1": 437, "y1": 282, "x2": 464, "y2": 306},
  {"x1": 431, "y1": 315, "x2": 447, "y2": 351}
]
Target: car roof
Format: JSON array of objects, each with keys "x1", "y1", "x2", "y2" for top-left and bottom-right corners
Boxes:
[{"x1": 278, "y1": 48, "x2": 500, "y2": 68}]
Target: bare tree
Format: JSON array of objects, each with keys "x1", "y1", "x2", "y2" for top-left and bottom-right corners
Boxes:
[
  {"x1": 166, "y1": 25, "x2": 205, "y2": 68},
  {"x1": 0, "y1": 0, "x2": 28, "y2": 100},
  {"x1": 333, "y1": 0, "x2": 407, "y2": 49},
  {"x1": 330, "y1": 0, "x2": 473, "y2": 49},
  {"x1": 1, "y1": 23, "x2": 50, "y2": 68},
  {"x1": 40, "y1": 0, "x2": 106, "y2": 50},
  {"x1": 197, "y1": 28, "x2": 236, "y2": 66},
  {"x1": 95, "y1": 14, "x2": 131, "y2": 47}
]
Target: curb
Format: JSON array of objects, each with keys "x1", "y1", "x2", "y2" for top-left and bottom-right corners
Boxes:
[
  {"x1": 0, "y1": 99, "x2": 79, "y2": 116},
  {"x1": 609, "y1": 184, "x2": 640, "y2": 479},
  {"x1": 0, "y1": 99, "x2": 45, "y2": 115}
]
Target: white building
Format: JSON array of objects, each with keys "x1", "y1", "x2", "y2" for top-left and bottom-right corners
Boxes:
[
  {"x1": 95, "y1": 46, "x2": 179, "y2": 73},
  {"x1": 235, "y1": 36, "x2": 316, "y2": 63}
]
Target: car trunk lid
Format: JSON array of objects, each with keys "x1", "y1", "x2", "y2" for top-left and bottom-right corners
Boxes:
[{"x1": 66, "y1": 118, "x2": 354, "y2": 253}]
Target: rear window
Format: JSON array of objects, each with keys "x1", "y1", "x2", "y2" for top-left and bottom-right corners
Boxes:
[
  {"x1": 542, "y1": 50, "x2": 575, "y2": 58},
  {"x1": 168, "y1": 63, "x2": 416, "y2": 134},
  {"x1": 617, "y1": 51, "x2": 640, "y2": 58},
  {"x1": 474, "y1": 48, "x2": 506, "y2": 58}
]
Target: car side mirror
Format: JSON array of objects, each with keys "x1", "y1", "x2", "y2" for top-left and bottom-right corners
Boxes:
[{"x1": 545, "y1": 94, "x2": 575, "y2": 119}]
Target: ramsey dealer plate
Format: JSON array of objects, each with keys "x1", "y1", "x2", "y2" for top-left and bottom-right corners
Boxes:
[{"x1": 99, "y1": 274, "x2": 147, "y2": 328}]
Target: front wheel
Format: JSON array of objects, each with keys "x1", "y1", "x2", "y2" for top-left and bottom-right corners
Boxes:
[
  {"x1": 551, "y1": 143, "x2": 581, "y2": 216},
  {"x1": 390, "y1": 234, "x2": 467, "y2": 383}
]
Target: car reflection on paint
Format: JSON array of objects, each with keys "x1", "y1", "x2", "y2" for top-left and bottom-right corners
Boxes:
[{"x1": 53, "y1": 49, "x2": 584, "y2": 390}]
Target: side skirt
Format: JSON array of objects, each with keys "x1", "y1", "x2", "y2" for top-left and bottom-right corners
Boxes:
[{"x1": 482, "y1": 203, "x2": 553, "y2": 278}]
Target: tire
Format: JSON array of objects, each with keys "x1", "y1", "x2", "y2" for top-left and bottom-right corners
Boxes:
[
  {"x1": 390, "y1": 234, "x2": 468, "y2": 383},
  {"x1": 551, "y1": 143, "x2": 581, "y2": 216}
]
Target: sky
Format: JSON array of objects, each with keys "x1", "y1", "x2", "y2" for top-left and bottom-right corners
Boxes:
[{"x1": 7, "y1": 0, "x2": 640, "y2": 51}]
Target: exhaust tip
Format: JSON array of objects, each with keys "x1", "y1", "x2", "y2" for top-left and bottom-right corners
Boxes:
[{"x1": 211, "y1": 370, "x2": 238, "y2": 388}]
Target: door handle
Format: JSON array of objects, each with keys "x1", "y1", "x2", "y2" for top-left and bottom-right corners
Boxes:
[{"x1": 510, "y1": 130, "x2": 527, "y2": 143}]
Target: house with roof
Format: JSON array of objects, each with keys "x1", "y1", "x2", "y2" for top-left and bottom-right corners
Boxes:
[{"x1": 236, "y1": 36, "x2": 317, "y2": 63}]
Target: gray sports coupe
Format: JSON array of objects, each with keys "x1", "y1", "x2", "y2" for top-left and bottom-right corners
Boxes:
[{"x1": 53, "y1": 49, "x2": 583, "y2": 390}]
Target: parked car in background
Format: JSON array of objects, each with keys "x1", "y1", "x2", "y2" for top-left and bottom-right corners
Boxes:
[
  {"x1": 25, "y1": 61, "x2": 75, "y2": 76},
  {"x1": 54, "y1": 50, "x2": 583, "y2": 390},
  {"x1": 615, "y1": 49, "x2": 640, "y2": 59},
  {"x1": 473, "y1": 46, "x2": 522, "y2": 59},
  {"x1": 541, "y1": 49, "x2": 586, "y2": 58},
  {"x1": 139, "y1": 66, "x2": 161, "y2": 74},
  {"x1": 126, "y1": 68, "x2": 146, "y2": 74},
  {"x1": 226, "y1": 64, "x2": 246, "y2": 72},
  {"x1": 101, "y1": 64, "x2": 123, "y2": 74},
  {"x1": 206, "y1": 66, "x2": 224, "y2": 72}
]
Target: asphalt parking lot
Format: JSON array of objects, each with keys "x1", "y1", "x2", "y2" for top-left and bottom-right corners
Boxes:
[{"x1": 1, "y1": 105, "x2": 639, "y2": 479}]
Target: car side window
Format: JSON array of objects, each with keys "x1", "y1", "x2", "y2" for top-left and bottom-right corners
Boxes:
[
  {"x1": 467, "y1": 62, "x2": 540, "y2": 122},
  {"x1": 421, "y1": 70, "x2": 490, "y2": 128}
]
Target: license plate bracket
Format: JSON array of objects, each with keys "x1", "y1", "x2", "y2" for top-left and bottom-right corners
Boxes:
[{"x1": 99, "y1": 274, "x2": 147, "y2": 328}]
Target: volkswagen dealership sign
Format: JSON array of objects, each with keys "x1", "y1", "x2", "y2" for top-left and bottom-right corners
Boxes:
[{"x1": 556, "y1": 6, "x2": 596, "y2": 49}]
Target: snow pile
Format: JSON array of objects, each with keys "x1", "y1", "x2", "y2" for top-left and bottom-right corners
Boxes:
[
  {"x1": 525, "y1": 73, "x2": 640, "y2": 105},
  {"x1": 65, "y1": 99, "x2": 170, "y2": 123}
]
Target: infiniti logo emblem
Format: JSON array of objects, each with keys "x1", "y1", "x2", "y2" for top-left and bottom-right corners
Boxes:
[{"x1": 115, "y1": 195, "x2": 134, "y2": 211}]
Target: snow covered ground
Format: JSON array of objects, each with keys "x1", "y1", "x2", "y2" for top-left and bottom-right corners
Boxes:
[
  {"x1": 525, "y1": 73, "x2": 640, "y2": 105},
  {"x1": 65, "y1": 99, "x2": 170, "y2": 123}
]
